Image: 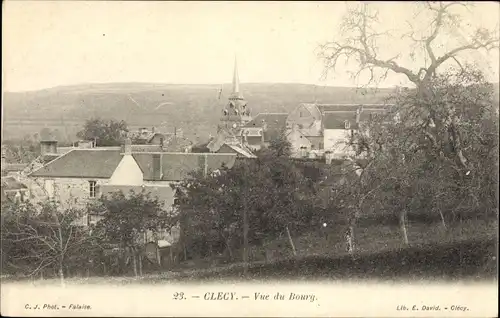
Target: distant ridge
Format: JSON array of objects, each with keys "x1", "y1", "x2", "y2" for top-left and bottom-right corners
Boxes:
[{"x1": 2, "y1": 82, "x2": 498, "y2": 143}]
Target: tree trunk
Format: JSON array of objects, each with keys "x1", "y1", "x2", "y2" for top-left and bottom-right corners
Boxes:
[
  {"x1": 285, "y1": 225, "x2": 297, "y2": 257},
  {"x1": 132, "y1": 248, "x2": 138, "y2": 277},
  {"x1": 138, "y1": 254, "x2": 143, "y2": 276},
  {"x1": 347, "y1": 225, "x2": 355, "y2": 257},
  {"x1": 399, "y1": 209, "x2": 409, "y2": 245},
  {"x1": 58, "y1": 260, "x2": 65, "y2": 287},
  {"x1": 225, "y1": 239, "x2": 233, "y2": 260},
  {"x1": 242, "y1": 205, "x2": 249, "y2": 275}
]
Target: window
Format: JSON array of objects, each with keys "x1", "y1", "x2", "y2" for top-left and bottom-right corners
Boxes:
[
  {"x1": 344, "y1": 120, "x2": 351, "y2": 129},
  {"x1": 44, "y1": 179, "x2": 55, "y2": 200},
  {"x1": 89, "y1": 181, "x2": 97, "y2": 198}
]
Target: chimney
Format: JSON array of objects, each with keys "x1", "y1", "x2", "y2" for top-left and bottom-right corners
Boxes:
[
  {"x1": 123, "y1": 138, "x2": 132, "y2": 155},
  {"x1": 197, "y1": 154, "x2": 208, "y2": 176},
  {"x1": 355, "y1": 107, "x2": 361, "y2": 124},
  {"x1": 152, "y1": 154, "x2": 163, "y2": 180},
  {"x1": 40, "y1": 140, "x2": 58, "y2": 156}
]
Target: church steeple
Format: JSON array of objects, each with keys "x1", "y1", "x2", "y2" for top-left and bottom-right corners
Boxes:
[
  {"x1": 218, "y1": 56, "x2": 252, "y2": 137},
  {"x1": 231, "y1": 56, "x2": 241, "y2": 99}
]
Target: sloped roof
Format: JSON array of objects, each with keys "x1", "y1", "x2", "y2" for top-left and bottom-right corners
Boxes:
[
  {"x1": 100, "y1": 185, "x2": 174, "y2": 204},
  {"x1": 222, "y1": 144, "x2": 257, "y2": 158},
  {"x1": 296, "y1": 104, "x2": 322, "y2": 120},
  {"x1": 317, "y1": 103, "x2": 390, "y2": 114},
  {"x1": 41, "y1": 154, "x2": 61, "y2": 164},
  {"x1": 1, "y1": 176, "x2": 28, "y2": 192},
  {"x1": 242, "y1": 113, "x2": 288, "y2": 129},
  {"x1": 323, "y1": 111, "x2": 359, "y2": 130},
  {"x1": 132, "y1": 153, "x2": 237, "y2": 181},
  {"x1": 29, "y1": 149, "x2": 123, "y2": 178}
]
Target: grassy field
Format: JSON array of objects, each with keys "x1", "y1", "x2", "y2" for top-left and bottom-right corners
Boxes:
[
  {"x1": 1, "y1": 219, "x2": 496, "y2": 286},
  {"x1": 3, "y1": 236, "x2": 495, "y2": 286}
]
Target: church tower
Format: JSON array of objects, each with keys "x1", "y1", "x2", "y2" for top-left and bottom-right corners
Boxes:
[{"x1": 219, "y1": 57, "x2": 252, "y2": 136}]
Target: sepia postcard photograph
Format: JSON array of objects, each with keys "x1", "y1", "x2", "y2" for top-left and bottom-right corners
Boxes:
[{"x1": 1, "y1": 1, "x2": 499, "y2": 317}]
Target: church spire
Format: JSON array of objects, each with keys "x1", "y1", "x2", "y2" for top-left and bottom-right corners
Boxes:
[{"x1": 231, "y1": 55, "x2": 242, "y2": 99}]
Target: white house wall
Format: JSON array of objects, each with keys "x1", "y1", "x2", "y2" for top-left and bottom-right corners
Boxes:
[
  {"x1": 109, "y1": 155, "x2": 144, "y2": 186},
  {"x1": 324, "y1": 129, "x2": 354, "y2": 157}
]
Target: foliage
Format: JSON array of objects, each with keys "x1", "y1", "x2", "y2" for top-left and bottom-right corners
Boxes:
[
  {"x1": 338, "y1": 67, "x2": 499, "y2": 248},
  {"x1": 76, "y1": 118, "x2": 129, "y2": 146},
  {"x1": 90, "y1": 190, "x2": 170, "y2": 247},
  {"x1": 172, "y1": 136, "x2": 319, "y2": 261},
  {"x1": 1, "y1": 137, "x2": 40, "y2": 164},
  {"x1": 88, "y1": 190, "x2": 171, "y2": 276}
]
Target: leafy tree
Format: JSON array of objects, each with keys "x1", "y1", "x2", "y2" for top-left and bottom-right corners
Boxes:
[
  {"x1": 89, "y1": 190, "x2": 170, "y2": 277},
  {"x1": 338, "y1": 67, "x2": 499, "y2": 251},
  {"x1": 76, "y1": 118, "x2": 128, "y2": 146},
  {"x1": 173, "y1": 138, "x2": 318, "y2": 266},
  {"x1": 318, "y1": 2, "x2": 499, "y2": 253}
]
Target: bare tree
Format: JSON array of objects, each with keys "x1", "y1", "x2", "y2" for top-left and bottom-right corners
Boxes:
[
  {"x1": 2, "y1": 200, "x2": 97, "y2": 286},
  {"x1": 319, "y1": 2, "x2": 499, "y2": 171}
]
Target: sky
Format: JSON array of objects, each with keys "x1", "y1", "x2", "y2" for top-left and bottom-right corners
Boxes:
[{"x1": 2, "y1": 1, "x2": 499, "y2": 92}]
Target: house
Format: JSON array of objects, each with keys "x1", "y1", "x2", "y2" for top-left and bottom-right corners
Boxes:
[
  {"x1": 26, "y1": 139, "x2": 237, "y2": 211},
  {"x1": 240, "y1": 113, "x2": 288, "y2": 151},
  {"x1": 285, "y1": 103, "x2": 392, "y2": 159}
]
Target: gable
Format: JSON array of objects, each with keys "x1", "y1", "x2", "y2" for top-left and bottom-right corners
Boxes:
[{"x1": 109, "y1": 155, "x2": 144, "y2": 186}]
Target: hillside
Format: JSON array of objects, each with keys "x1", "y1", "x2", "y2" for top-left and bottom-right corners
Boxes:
[
  {"x1": 2, "y1": 82, "x2": 498, "y2": 143},
  {"x1": 1, "y1": 83, "x2": 395, "y2": 143}
]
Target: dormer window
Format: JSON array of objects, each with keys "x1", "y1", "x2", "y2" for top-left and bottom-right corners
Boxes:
[{"x1": 344, "y1": 120, "x2": 351, "y2": 129}]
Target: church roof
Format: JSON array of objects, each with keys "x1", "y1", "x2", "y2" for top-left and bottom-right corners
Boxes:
[{"x1": 242, "y1": 113, "x2": 288, "y2": 129}]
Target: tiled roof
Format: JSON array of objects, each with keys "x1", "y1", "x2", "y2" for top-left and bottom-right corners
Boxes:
[
  {"x1": 100, "y1": 185, "x2": 174, "y2": 204},
  {"x1": 317, "y1": 104, "x2": 391, "y2": 114},
  {"x1": 132, "y1": 153, "x2": 237, "y2": 181},
  {"x1": 41, "y1": 154, "x2": 61, "y2": 164},
  {"x1": 242, "y1": 113, "x2": 288, "y2": 129},
  {"x1": 242, "y1": 113, "x2": 288, "y2": 143},
  {"x1": 1, "y1": 176, "x2": 28, "y2": 191},
  {"x1": 323, "y1": 111, "x2": 359, "y2": 130},
  {"x1": 298, "y1": 104, "x2": 322, "y2": 120},
  {"x1": 29, "y1": 149, "x2": 123, "y2": 178}
]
